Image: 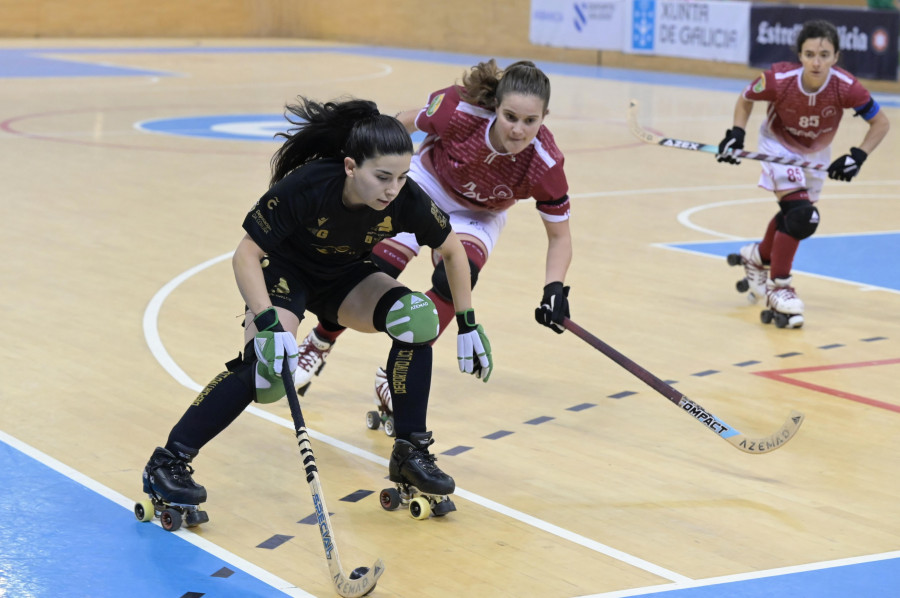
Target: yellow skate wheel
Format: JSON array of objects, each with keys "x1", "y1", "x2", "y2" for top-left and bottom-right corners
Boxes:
[
  {"x1": 409, "y1": 497, "x2": 431, "y2": 520},
  {"x1": 134, "y1": 499, "x2": 154, "y2": 522}
]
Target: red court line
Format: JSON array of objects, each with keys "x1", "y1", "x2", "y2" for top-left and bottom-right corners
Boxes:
[{"x1": 753, "y1": 358, "x2": 900, "y2": 413}]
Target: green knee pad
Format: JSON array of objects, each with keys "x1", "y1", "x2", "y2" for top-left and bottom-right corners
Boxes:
[{"x1": 385, "y1": 291, "x2": 439, "y2": 344}]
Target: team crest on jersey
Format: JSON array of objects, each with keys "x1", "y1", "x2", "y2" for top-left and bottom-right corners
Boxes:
[
  {"x1": 752, "y1": 75, "x2": 765, "y2": 94},
  {"x1": 426, "y1": 94, "x2": 445, "y2": 117},
  {"x1": 430, "y1": 202, "x2": 448, "y2": 228}
]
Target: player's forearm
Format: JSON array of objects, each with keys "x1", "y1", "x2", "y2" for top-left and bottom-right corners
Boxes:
[
  {"x1": 732, "y1": 97, "x2": 754, "y2": 130},
  {"x1": 543, "y1": 219, "x2": 572, "y2": 285},
  {"x1": 394, "y1": 109, "x2": 420, "y2": 133},
  {"x1": 440, "y1": 233, "x2": 474, "y2": 312},
  {"x1": 857, "y1": 110, "x2": 890, "y2": 155},
  {"x1": 232, "y1": 234, "x2": 272, "y2": 316}
]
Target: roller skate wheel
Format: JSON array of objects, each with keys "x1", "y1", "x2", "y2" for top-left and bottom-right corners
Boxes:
[
  {"x1": 760, "y1": 310, "x2": 774, "y2": 324},
  {"x1": 160, "y1": 508, "x2": 183, "y2": 532},
  {"x1": 726, "y1": 253, "x2": 742, "y2": 266},
  {"x1": 365, "y1": 411, "x2": 381, "y2": 430},
  {"x1": 134, "y1": 499, "x2": 154, "y2": 522},
  {"x1": 774, "y1": 313, "x2": 789, "y2": 328},
  {"x1": 735, "y1": 279, "x2": 749, "y2": 293},
  {"x1": 379, "y1": 487, "x2": 401, "y2": 511},
  {"x1": 383, "y1": 416, "x2": 395, "y2": 438},
  {"x1": 409, "y1": 496, "x2": 432, "y2": 520}
]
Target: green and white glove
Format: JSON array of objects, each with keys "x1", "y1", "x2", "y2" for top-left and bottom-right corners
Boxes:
[
  {"x1": 252, "y1": 307, "x2": 299, "y2": 379},
  {"x1": 456, "y1": 309, "x2": 492, "y2": 382}
]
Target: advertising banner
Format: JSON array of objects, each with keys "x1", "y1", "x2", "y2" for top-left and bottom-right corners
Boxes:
[
  {"x1": 530, "y1": 0, "x2": 627, "y2": 51},
  {"x1": 750, "y1": 6, "x2": 899, "y2": 81},
  {"x1": 625, "y1": 0, "x2": 751, "y2": 64}
]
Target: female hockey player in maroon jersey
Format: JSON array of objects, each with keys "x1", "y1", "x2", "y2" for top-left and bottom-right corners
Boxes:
[
  {"x1": 293, "y1": 60, "x2": 574, "y2": 425},
  {"x1": 139, "y1": 97, "x2": 493, "y2": 527},
  {"x1": 717, "y1": 19, "x2": 890, "y2": 328}
]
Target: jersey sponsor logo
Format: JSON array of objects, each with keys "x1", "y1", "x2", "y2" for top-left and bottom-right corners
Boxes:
[
  {"x1": 251, "y1": 209, "x2": 272, "y2": 234},
  {"x1": 661, "y1": 139, "x2": 700, "y2": 150},
  {"x1": 752, "y1": 75, "x2": 765, "y2": 93},
  {"x1": 317, "y1": 217, "x2": 328, "y2": 226},
  {"x1": 430, "y1": 202, "x2": 448, "y2": 228},
  {"x1": 266, "y1": 197, "x2": 279, "y2": 209},
  {"x1": 425, "y1": 94, "x2": 444, "y2": 117}
]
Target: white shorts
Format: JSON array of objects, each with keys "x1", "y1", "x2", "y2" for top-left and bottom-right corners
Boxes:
[
  {"x1": 391, "y1": 154, "x2": 507, "y2": 256},
  {"x1": 756, "y1": 128, "x2": 829, "y2": 202}
]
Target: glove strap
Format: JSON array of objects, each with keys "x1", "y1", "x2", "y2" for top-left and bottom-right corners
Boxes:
[
  {"x1": 456, "y1": 309, "x2": 477, "y2": 332},
  {"x1": 253, "y1": 307, "x2": 283, "y2": 332}
]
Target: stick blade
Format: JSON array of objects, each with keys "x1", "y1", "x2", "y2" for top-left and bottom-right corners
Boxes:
[
  {"x1": 726, "y1": 410, "x2": 805, "y2": 454},
  {"x1": 627, "y1": 99, "x2": 658, "y2": 145},
  {"x1": 334, "y1": 557, "x2": 385, "y2": 598}
]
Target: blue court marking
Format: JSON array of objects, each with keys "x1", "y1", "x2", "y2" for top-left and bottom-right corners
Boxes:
[
  {"x1": 0, "y1": 437, "x2": 295, "y2": 598},
  {"x1": 616, "y1": 555, "x2": 900, "y2": 597},
  {"x1": 663, "y1": 232, "x2": 900, "y2": 293},
  {"x1": 4, "y1": 44, "x2": 898, "y2": 107},
  {"x1": 138, "y1": 113, "x2": 429, "y2": 142}
]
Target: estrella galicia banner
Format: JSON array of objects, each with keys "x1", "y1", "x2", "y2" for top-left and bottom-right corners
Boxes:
[{"x1": 750, "y1": 5, "x2": 898, "y2": 81}]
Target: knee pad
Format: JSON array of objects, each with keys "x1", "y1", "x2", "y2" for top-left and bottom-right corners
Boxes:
[
  {"x1": 225, "y1": 342, "x2": 285, "y2": 404},
  {"x1": 374, "y1": 286, "x2": 439, "y2": 345},
  {"x1": 776, "y1": 199, "x2": 820, "y2": 241},
  {"x1": 430, "y1": 258, "x2": 481, "y2": 302}
]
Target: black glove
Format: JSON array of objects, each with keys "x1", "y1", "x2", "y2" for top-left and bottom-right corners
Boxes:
[
  {"x1": 716, "y1": 127, "x2": 745, "y2": 164},
  {"x1": 534, "y1": 282, "x2": 570, "y2": 334},
  {"x1": 827, "y1": 147, "x2": 867, "y2": 182}
]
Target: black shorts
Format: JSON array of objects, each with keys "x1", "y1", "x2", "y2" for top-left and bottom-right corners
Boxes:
[{"x1": 258, "y1": 256, "x2": 382, "y2": 325}]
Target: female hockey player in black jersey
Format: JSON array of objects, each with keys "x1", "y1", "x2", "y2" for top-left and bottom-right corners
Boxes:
[{"x1": 140, "y1": 97, "x2": 492, "y2": 524}]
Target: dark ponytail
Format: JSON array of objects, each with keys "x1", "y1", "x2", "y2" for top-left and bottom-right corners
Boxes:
[{"x1": 269, "y1": 97, "x2": 413, "y2": 187}]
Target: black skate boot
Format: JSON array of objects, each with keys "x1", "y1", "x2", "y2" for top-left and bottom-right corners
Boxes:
[
  {"x1": 135, "y1": 441, "x2": 209, "y2": 531},
  {"x1": 380, "y1": 431, "x2": 456, "y2": 519}
]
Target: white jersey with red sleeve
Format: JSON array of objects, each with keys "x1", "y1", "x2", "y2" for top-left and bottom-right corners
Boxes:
[
  {"x1": 413, "y1": 85, "x2": 570, "y2": 221},
  {"x1": 742, "y1": 62, "x2": 872, "y2": 154}
]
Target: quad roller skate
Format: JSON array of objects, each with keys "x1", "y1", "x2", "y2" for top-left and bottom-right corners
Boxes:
[
  {"x1": 760, "y1": 276, "x2": 804, "y2": 329},
  {"x1": 726, "y1": 243, "x2": 769, "y2": 304},
  {"x1": 294, "y1": 329, "x2": 333, "y2": 396},
  {"x1": 365, "y1": 367, "x2": 395, "y2": 437},
  {"x1": 379, "y1": 431, "x2": 456, "y2": 520},
  {"x1": 135, "y1": 443, "x2": 208, "y2": 532}
]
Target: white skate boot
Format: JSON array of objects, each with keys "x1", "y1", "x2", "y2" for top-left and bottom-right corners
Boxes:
[
  {"x1": 726, "y1": 243, "x2": 769, "y2": 304},
  {"x1": 761, "y1": 276, "x2": 804, "y2": 329},
  {"x1": 293, "y1": 330, "x2": 333, "y2": 395},
  {"x1": 365, "y1": 367, "x2": 395, "y2": 437}
]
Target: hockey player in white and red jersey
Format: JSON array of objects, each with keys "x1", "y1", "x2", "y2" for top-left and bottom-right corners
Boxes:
[
  {"x1": 717, "y1": 19, "x2": 889, "y2": 328},
  {"x1": 293, "y1": 60, "x2": 574, "y2": 425}
]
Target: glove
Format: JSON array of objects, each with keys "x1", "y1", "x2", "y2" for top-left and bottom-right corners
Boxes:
[
  {"x1": 827, "y1": 147, "x2": 867, "y2": 182},
  {"x1": 252, "y1": 307, "x2": 299, "y2": 379},
  {"x1": 456, "y1": 309, "x2": 493, "y2": 382},
  {"x1": 534, "y1": 282, "x2": 570, "y2": 334},
  {"x1": 716, "y1": 127, "x2": 745, "y2": 164}
]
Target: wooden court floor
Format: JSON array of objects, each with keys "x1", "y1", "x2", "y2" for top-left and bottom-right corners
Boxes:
[{"x1": 1, "y1": 39, "x2": 899, "y2": 597}]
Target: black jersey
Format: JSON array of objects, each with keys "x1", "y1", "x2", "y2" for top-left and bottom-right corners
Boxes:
[
  {"x1": 244, "y1": 159, "x2": 451, "y2": 279},
  {"x1": 243, "y1": 158, "x2": 451, "y2": 280}
]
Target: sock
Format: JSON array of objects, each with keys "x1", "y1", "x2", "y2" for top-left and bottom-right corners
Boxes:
[
  {"x1": 386, "y1": 342, "x2": 432, "y2": 440},
  {"x1": 769, "y1": 231, "x2": 799, "y2": 280},
  {"x1": 166, "y1": 369, "x2": 254, "y2": 454},
  {"x1": 313, "y1": 321, "x2": 344, "y2": 344},
  {"x1": 757, "y1": 216, "x2": 777, "y2": 264}
]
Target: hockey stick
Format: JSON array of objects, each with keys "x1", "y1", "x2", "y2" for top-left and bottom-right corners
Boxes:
[
  {"x1": 282, "y1": 360, "x2": 384, "y2": 597},
  {"x1": 563, "y1": 318, "x2": 804, "y2": 454},
  {"x1": 627, "y1": 99, "x2": 828, "y2": 171}
]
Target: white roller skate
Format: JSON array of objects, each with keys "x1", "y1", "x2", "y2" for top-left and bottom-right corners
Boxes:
[
  {"x1": 365, "y1": 367, "x2": 395, "y2": 437},
  {"x1": 726, "y1": 243, "x2": 769, "y2": 304},
  {"x1": 294, "y1": 329, "x2": 333, "y2": 395},
  {"x1": 379, "y1": 431, "x2": 457, "y2": 520},
  {"x1": 761, "y1": 276, "x2": 804, "y2": 329}
]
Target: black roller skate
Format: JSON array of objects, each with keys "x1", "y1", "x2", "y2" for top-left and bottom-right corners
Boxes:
[
  {"x1": 760, "y1": 276, "x2": 804, "y2": 329},
  {"x1": 726, "y1": 242, "x2": 769, "y2": 304},
  {"x1": 379, "y1": 431, "x2": 456, "y2": 520},
  {"x1": 365, "y1": 367, "x2": 395, "y2": 437},
  {"x1": 135, "y1": 442, "x2": 209, "y2": 531}
]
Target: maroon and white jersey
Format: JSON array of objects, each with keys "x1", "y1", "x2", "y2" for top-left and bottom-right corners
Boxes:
[
  {"x1": 742, "y1": 62, "x2": 872, "y2": 154},
  {"x1": 414, "y1": 85, "x2": 569, "y2": 219}
]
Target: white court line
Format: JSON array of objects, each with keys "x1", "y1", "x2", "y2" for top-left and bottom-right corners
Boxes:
[
  {"x1": 0, "y1": 428, "x2": 314, "y2": 598},
  {"x1": 572, "y1": 550, "x2": 900, "y2": 597},
  {"x1": 143, "y1": 251, "x2": 690, "y2": 585}
]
